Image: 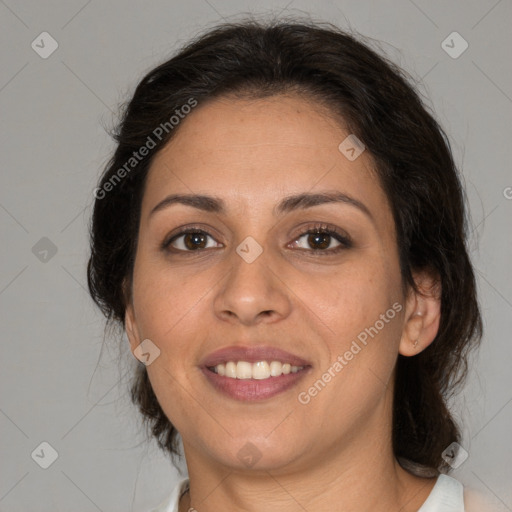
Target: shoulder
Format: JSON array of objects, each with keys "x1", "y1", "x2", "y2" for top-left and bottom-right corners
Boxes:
[
  {"x1": 464, "y1": 484, "x2": 507, "y2": 512},
  {"x1": 146, "y1": 477, "x2": 190, "y2": 512}
]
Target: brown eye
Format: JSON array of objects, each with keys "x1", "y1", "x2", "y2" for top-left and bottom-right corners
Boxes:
[
  {"x1": 166, "y1": 230, "x2": 221, "y2": 252},
  {"x1": 184, "y1": 232, "x2": 207, "y2": 250},
  {"x1": 290, "y1": 225, "x2": 353, "y2": 255},
  {"x1": 306, "y1": 232, "x2": 333, "y2": 250}
]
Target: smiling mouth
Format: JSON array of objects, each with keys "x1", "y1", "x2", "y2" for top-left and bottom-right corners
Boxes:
[
  {"x1": 202, "y1": 362, "x2": 311, "y2": 402},
  {"x1": 200, "y1": 345, "x2": 312, "y2": 401},
  {"x1": 208, "y1": 360, "x2": 305, "y2": 380}
]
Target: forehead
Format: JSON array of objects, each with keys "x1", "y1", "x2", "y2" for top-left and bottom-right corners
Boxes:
[{"x1": 143, "y1": 93, "x2": 390, "y2": 219}]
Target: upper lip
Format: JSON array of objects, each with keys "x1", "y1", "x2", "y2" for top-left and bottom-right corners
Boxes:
[{"x1": 200, "y1": 345, "x2": 311, "y2": 368}]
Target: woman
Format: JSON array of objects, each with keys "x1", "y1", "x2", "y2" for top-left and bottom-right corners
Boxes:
[{"x1": 87, "y1": 17, "x2": 484, "y2": 511}]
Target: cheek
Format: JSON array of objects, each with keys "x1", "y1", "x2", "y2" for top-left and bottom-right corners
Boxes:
[
  {"x1": 132, "y1": 261, "x2": 211, "y2": 430},
  {"x1": 130, "y1": 255, "x2": 218, "y2": 411},
  {"x1": 297, "y1": 262, "x2": 400, "y2": 340},
  {"x1": 296, "y1": 267, "x2": 402, "y2": 418},
  {"x1": 294, "y1": 257, "x2": 403, "y2": 400},
  {"x1": 131, "y1": 253, "x2": 215, "y2": 343}
]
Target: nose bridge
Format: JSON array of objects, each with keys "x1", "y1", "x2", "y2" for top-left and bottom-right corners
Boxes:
[{"x1": 213, "y1": 241, "x2": 291, "y2": 324}]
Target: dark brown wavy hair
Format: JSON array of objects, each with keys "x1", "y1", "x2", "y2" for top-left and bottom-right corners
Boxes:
[{"x1": 87, "y1": 16, "x2": 482, "y2": 473}]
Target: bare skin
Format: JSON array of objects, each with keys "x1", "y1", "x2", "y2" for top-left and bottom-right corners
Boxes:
[{"x1": 124, "y1": 93, "x2": 441, "y2": 512}]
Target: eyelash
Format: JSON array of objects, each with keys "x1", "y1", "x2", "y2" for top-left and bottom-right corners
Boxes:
[
  {"x1": 162, "y1": 223, "x2": 353, "y2": 256},
  {"x1": 291, "y1": 223, "x2": 353, "y2": 255}
]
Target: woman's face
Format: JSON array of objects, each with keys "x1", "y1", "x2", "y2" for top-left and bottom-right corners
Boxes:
[{"x1": 125, "y1": 93, "x2": 410, "y2": 473}]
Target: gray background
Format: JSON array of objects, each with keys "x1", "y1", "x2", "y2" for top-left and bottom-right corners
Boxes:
[{"x1": 1, "y1": 0, "x2": 511, "y2": 510}]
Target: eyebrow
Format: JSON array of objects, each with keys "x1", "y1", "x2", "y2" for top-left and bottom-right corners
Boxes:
[{"x1": 149, "y1": 191, "x2": 373, "y2": 221}]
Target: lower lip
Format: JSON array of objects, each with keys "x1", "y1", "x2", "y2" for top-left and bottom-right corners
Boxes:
[{"x1": 201, "y1": 366, "x2": 311, "y2": 401}]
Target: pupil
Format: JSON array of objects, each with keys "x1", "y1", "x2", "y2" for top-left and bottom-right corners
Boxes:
[
  {"x1": 185, "y1": 232, "x2": 206, "y2": 250},
  {"x1": 308, "y1": 232, "x2": 330, "y2": 249}
]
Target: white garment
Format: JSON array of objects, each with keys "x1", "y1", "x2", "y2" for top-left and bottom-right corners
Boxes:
[
  {"x1": 149, "y1": 474, "x2": 465, "y2": 512},
  {"x1": 418, "y1": 475, "x2": 465, "y2": 511}
]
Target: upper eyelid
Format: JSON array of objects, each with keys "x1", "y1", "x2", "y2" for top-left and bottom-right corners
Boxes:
[
  {"x1": 163, "y1": 224, "x2": 221, "y2": 246},
  {"x1": 165, "y1": 224, "x2": 347, "y2": 240},
  {"x1": 164, "y1": 223, "x2": 352, "y2": 250}
]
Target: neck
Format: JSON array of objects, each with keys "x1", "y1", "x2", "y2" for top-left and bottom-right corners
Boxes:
[
  {"x1": 180, "y1": 451, "x2": 434, "y2": 512},
  {"x1": 179, "y1": 390, "x2": 436, "y2": 511}
]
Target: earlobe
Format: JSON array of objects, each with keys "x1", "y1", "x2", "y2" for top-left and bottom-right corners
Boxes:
[
  {"x1": 399, "y1": 271, "x2": 441, "y2": 357},
  {"x1": 399, "y1": 311, "x2": 425, "y2": 357}
]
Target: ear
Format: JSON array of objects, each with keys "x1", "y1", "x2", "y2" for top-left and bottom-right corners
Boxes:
[
  {"x1": 125, "y1": 302, "x2": 142, "y2": 354},
  {"x1": 123, "y1": 278, "x2": 141, "y2": 353},
  {"x1": 399, "y1": 269, "x2": 441, "y2": 357}
]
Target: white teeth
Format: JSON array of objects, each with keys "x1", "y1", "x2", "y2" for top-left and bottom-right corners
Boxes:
[
  {"x1": 236, "y1": 361, "x2": 253, "y2": 379},
  {"x1": 269, "y1": 361, "x2": 282, "y2": 377},
  {"x1": 252, "y1": 361, "x2": 270, "y2": 380},
  {"x1": 210, "y1": 361, "x2": 304, "y2": 379},
  {"x1": 225, "y1": 361, "x2": 237, "y2": 378}
]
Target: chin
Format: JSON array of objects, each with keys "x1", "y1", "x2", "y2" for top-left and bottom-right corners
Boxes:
[{"x1": 203, "y1": 434, "x2": 307, "y2": 473}]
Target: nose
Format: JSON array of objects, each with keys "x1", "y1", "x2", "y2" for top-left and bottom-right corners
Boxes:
[{"x1": 213, "y1": 247, "x2": 292, "y2": 326}]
